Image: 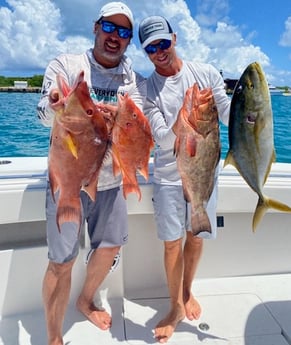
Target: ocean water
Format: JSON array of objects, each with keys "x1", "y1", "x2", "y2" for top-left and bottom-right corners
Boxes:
[
  {"x1": 0, "y1": 92, "x2": 291, "y2": 163},
  {"x1": 0, "y1": 92, "x2": 50, "y2": 157}
]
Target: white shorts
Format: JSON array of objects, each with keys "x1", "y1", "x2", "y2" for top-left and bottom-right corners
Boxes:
[{"x1": 152, "y1": 178, "x2": 218, "y2": 241}]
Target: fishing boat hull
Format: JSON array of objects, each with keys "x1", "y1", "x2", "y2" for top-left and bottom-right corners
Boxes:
[{"x1": 1, "y1": 157, "x2": 291, "y2": 345}]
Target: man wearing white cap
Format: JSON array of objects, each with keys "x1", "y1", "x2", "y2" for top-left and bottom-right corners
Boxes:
[
  {"x1": 37, "y1": 2, "x2": 146, "y2": 344},
  {"x1": 139, "y1": 15, "x2": 230, "y2": 343}
]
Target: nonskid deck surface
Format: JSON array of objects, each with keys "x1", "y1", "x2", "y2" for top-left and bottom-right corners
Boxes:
[{"x1": 1, "y1": 274, "x2": 291, "y2": 345}]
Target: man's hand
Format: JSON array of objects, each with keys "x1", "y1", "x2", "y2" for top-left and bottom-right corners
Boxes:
[
  {"x1": 96, "y1": 103, "x2": 118, "y2": 135},
  {"x1": 49, "y1": 89, "x2": 60, "y2": 104}
]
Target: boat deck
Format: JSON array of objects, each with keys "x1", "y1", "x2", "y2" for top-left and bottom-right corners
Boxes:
[
  {"x1": 1, "y1": 158, "x2": 291, "y2": 344},
  {"x1": 1, "y1": 273, "x2": 291, "y2": 345}
]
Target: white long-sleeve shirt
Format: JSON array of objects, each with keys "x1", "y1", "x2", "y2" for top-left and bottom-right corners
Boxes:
[
  {"x1": 37, "y1": 48, "x2": 147, "y2": 191},
  {"x1": 144, "y1": 60, "x2": 231, "y2": 185}
]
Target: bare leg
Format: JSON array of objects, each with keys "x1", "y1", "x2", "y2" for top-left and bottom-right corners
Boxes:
[
  {"x1": 154, "y1": 238, "x2": 186, "y2": 343},
  {"x1": 42, "y1": 259, "x2": 75, "y2": 345},
  {"x1": 76, "y1": 246, "x2": 120, "y2": 330},
  {"x1": 183, "y1": 233, "x2": 203, "y2": 320}
]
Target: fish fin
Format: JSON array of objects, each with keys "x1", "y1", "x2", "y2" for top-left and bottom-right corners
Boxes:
[
  {"x1": 186, "y1": 135, "x2": 197, "y2": 157},
  {"x1": 56, "y1": 74, "x2": 71, "y2": 97},
  {"x1": 173, "y1": 137, "x2": 180, "y2": 157},
  {"x1": 224, "y1": 151, "x2": 236, "y2": 168},
  {"x1": 263, "y1": 152, "x2": 276, "y2": 185},
  {"x1": 252, "y1": 197, "x2": 268, "y2": 232},
  {"x1": 138, "y1": 164, "x2": 149, "y2": 181},
  {"x1": 81, "y1": 167, "x2": 100, "y2": 201},
  {"x1": 272, "y1": 150, "x2": 276, "y2": 163},
  {"x1": 64, "y1": 133, "x2": 78, "y2": 159},
  {"x1": 182, "y1": 186, "x2": 191, "y2": 203},
  {"x1": 191, "y1": 208, "x2": 212, "y2": 236},
  {"x1": 56, "y1": 197, "x2": 82, "y2": 233},
  {"x1": 111, "y1": 144, "x2": 121, "y2": 176},
  {"x1": 122, "y1": 174, "x2": 141, "y2": 201},
  {"x1": 252, "y1": 196, "x2": 291, "y2": 232},
  {"x1": 82, "y1": 181, "x2": 98, "y2": 201},
  {"x1": 48, "y1": 171, "x2": 59, "y2": 203}
]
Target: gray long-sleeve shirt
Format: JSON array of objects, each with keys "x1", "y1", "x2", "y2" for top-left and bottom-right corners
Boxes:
[{"x1": 37, "y1": 49, "x2": 147, "y2": 190}]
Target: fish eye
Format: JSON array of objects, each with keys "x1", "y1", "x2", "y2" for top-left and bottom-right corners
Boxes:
[{"x1": 86, "y1": 109, "x2": 94, "y2": 116}]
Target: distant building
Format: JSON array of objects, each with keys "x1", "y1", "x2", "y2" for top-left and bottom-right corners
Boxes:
[{"x1": 14, "y1": 81, "x2": 28, "y2": 88}]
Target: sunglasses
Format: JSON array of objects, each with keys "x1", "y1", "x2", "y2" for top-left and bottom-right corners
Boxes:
[
  {"x1": 99, "y1": 20, "x2": 132, "y2": 39},
  {"x1": 145, "y1": 39, "x2": 172, "y2": 55}
]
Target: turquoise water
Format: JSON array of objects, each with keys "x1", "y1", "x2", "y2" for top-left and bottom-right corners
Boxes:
[
  {"x1": 0, "y1": 92, "x2": 291, "y2": 163},
  {"x1": 0, "y1": 92, "x2": 50, "y2": 157}
]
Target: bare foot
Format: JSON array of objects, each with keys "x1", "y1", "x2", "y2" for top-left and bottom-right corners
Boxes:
[
  {"x1": 76, "y1": 298, "x2": 112, "y2": 330},
  {"x1": 154, "y1": 305, "x2": 185, "y2": 343},
  {"x1": 184, "y1": 293, "x2": 201, "y2": 320}
]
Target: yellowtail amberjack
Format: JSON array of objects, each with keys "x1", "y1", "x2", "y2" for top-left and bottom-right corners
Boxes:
[{"x1": 224, "y1": 62, "x2": 291, "y2": 231}]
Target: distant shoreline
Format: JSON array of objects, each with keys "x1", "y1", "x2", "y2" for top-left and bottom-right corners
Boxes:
[{"x1": 0, "y1": 87, "x2": 41, "y2": 93}]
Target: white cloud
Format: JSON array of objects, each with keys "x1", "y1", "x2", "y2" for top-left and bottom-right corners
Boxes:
[
  {"x1": 0, "y1": 0, "x2": 289, "y2": 85},
  {"x1": 279, "y1": 17, "x2": 291, "y2": 47},
  {"x1": 195, "y1": 0, "x2": 229, "y2": 27}
]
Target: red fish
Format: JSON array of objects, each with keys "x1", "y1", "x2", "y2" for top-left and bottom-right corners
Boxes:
[
  {"x1": 111, "y1": 93, "x2": 154, "y2": 200},
  {"x1": 48, "y1": 71, "x2": 109, "y2": 231},
  {"x1": 173, "y1": 83, "x2": 220, "y2": 236}
]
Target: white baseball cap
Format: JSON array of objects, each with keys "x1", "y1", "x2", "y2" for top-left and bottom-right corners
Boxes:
[{"x1": 97, "y1": 2, "x2": 134, "y2": 28}]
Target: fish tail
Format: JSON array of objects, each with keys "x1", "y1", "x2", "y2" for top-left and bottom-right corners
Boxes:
[
  {"x1": 191, "y1": 210, "x2": 212, "y2": 236},
  {"x1": 56, "y1": 197, "x2": 82, "y2": 232},
  {"x1": 252, "y1": 196, "x2": 291, "y2": 232},
  {"x1": 223, "y1": 151, "x2": 236, "y2": 168},
  {"x1": 122, "y1": 176, "x2": 142, "y2": 201},
  {"x1": 138, "y1": 165, "x2": 149, "y2": 181}
]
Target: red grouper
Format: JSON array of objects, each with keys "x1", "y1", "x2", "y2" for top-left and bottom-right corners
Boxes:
[
  {"x1": 111, "y1": 93, "x2": 154, "y2": 201},
  {"x1": 48, "y1": 71, "x2": 110, "y2": 231},
  {"x1": 173, "y1": 83, "x2": 220, "y2": 236}
]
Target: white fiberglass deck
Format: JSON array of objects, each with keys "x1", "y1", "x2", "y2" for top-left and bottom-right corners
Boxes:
[
  {"x1": 1, "y1": 273, "x2": 291, "y2": 344},
  {"x1": 1, "y1": 157, "x2": 291, "y2": 344}
]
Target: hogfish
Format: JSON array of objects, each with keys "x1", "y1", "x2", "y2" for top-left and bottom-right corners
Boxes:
[{"x1": 48, "y1": 71, "x2": 110, "y2": 231}]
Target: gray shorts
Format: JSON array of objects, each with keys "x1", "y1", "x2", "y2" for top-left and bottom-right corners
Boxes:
[
  {"x1": 152, "y1": 179, "x2": 218, "y2": 241},
  {"x1": 45, "y1": 182, "x2": 128, "y2": 263}
]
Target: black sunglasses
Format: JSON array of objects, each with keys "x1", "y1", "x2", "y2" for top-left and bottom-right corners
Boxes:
[
  {"x1": 145, "y1": 39, "x2": 172, "y2": 55},
  {"x1": 99, "y1": 20, "x2": 132, "y2": 39}
]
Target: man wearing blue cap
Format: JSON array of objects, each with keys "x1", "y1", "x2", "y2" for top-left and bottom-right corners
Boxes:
[
  {"x1": 37, "y1": 2, "x2": 146, "y2": 344},
  {"x1": 139, "y1": 15, "x2": 230, "y2": 343}
]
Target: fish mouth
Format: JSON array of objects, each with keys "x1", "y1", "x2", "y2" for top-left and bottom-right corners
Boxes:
[{"x1": 246, "y1": 112, "x2": 256, "y2": 124}]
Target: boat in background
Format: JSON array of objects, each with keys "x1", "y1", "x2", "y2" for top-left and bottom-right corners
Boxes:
[
  {"x1": 1, "y1": 157, "x2": 291, "y2": 345},
  {"x1": 269, "y1": 84, "x2": 284, "y2": 95}
]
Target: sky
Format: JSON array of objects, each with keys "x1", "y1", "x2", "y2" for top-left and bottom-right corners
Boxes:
[{"x1": 0, "y1": 0, "x2": 291, "y2": 86}]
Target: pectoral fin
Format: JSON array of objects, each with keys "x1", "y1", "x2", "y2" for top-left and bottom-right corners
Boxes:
[{"x1": 64, "y1": 133, "x2": 78, "y2": 159}]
